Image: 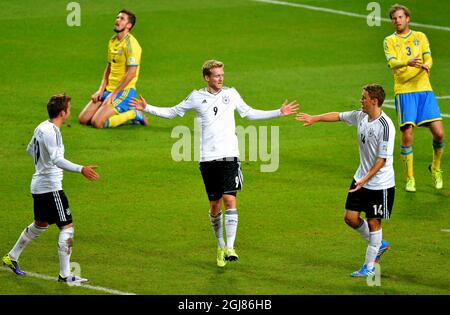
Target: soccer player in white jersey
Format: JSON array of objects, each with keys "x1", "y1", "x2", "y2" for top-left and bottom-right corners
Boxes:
[
  {"x1": 130, "y1": 60, "x2": 298, "y2": 267},
  {"x1": 297, "y1": 84, "x2": 395, "y2": 277},
  {"x1": 2, "y1": 94, "x2": 99, "y2": 284}
]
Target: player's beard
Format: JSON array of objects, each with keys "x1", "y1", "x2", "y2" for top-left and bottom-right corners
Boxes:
[
  {"x1": 396, "y1": 22, "x2": 408, "y2": 34},
  {"x1": 114, "y1": 26, "x2": 125, "y2": 33}
]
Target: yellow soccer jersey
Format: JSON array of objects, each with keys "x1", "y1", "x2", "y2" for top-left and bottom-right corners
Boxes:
[
  {"x1": 383, "y1": 30, "x2": 433, "y2": 95},
  {"x1": 106, "y1": 33, "x2": 142, "y2": 92}
]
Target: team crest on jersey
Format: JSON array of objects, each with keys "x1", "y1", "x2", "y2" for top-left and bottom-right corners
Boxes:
[
  {"x1": 413, "y1": 39, "x2": 420, "y2": 46},
  {"x1": 222, "y1": 95, "x2": 230, "y2": 104},
  {"x1": 118, "y1": 48, "x2": 122, "y2": 55},
  {"x1": 66, "y1": 208, "x2": 71, "y2": 216},
  {"x1": 368, "y1": 128, "x2": 375, "y2": 138}
]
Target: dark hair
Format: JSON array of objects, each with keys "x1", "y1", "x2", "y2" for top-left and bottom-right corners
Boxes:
[
  {"x1": 47, "y1": 94, "x2": 71, "y2": 118},
  {"x1": 389, "y1": 4, "x2": 411, "y2": 19},
  {"x1": 363, "y1": 84, "x2": 385, "y2": 107},
  {"x1": 119, "y1": 9, "x2": 136, "y2": 30}
]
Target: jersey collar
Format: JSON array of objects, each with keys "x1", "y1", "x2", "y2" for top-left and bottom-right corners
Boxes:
[
  {"x1": 394, "y1": 30, "x2": 412, "y2": 39},
  {"x1": 206, "y1": 88, "x2": 222, "y2": 95}
]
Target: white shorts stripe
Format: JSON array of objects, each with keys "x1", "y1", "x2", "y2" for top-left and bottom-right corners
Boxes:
[
  {"x1": 56, "y1": 192, "x2": 67, "y2": 221},
  {"x1": 53, "y1": 192, "x2": 66, "y2": 221},
  {"x1": 238, "y1": 163, "x2": 243, "y2": 189},
  {"x1": 52, "y1": 192, "x2": 62, "y2": 221}
]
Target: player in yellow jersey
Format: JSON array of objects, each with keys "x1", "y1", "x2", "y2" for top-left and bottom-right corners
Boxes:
[
  {"x1": 384, "y1": 4, "x2": 444, "y2": 192},
  {"x1": 78, "y1": 9, "x2": 148, "y2": 128}
]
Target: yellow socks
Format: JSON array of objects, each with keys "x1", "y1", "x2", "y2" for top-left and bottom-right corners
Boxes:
[
  {"x1": 432, "y1": 141, "x2": 444, "y2": 171},
  {"x1": 104, "y1": 110, "x2": 136, "y2": 128},
  {"x1": 401, "y1": 145, "x2": 414, "y2": 179}
]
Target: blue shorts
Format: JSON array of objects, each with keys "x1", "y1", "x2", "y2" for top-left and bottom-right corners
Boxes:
[
  {"x1": 394, "y1": 91, "x2": 442, "y2": 127},
  {"x1": 101, "y1": 88, "x2": 136, "y2": 113}
]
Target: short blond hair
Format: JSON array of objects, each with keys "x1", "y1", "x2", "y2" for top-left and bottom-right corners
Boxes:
[
  {"x1": 388, "y1": 4, "x2": 411, "y2": 19},
  {"x1": 202, "y1": 60, "x2": 224, "y2": 77}
]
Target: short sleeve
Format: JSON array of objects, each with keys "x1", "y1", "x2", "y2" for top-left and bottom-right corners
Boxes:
[
  {"x1": 377, "y1": 125, "x2": 394, "y2": 158},
  {"x1": 339, "y1": 110, "x2": 363, "y2": 126}
]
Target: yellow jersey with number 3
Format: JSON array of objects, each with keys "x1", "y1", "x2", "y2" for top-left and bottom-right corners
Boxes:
[
  {"x1": 383, "y1": 30, "x2": 432, "y2": 95},
  {"x1": 106, "y1": 33, "x2": 142, "y2": 92}
]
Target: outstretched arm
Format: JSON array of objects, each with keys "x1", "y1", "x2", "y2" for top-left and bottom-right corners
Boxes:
[
  {"x1": 129, "y1": 96, "x2": 180, "y2": 119},
  {"x1": 53, "y1": 157, "x2": 99, "y2": 181},
  {"x1": 349, "y1": 158, "x2": 386, "y2": 192},
  {"x1": 296, "y1": 112, "x2": 340, "y2": 126},
  {"x1": 244, "y1": 100, "x2": 299, "y2": 120}
]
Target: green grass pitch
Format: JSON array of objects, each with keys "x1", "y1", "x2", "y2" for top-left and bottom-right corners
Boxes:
[{"x1": 0, "y1": 0, "x2": 449, "y2": 295}]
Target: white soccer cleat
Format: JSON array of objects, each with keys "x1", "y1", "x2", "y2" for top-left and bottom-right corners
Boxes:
[{"x1": 58, "y1": 274, "x2": 89, "y2": 284}]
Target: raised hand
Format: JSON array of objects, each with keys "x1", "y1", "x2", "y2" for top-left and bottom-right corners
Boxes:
[
  {"x1": 421, "y1": 63, "x2": 430, "y2": 75},
  {"x1": 407, "y1": 55, "x2": 422, "y2": 68},
  {"x1": 129, "y1": 95, "x2": 147, "y2": 111},
  {"x1": 296, "y1": 113, "x2": 316, "y2": 126},
  {"x1": 280, "y1": 99, "x2": 300, "y2": 116},
  {"x1": 82, "y1": 165, "x2": 100, "y2": 181},
  {"x1": 91, "y1": 90, "x2": 103, "y2": 103},
  {"x1": 349, "y1": 180, "x2": 364, "y2": 193}
]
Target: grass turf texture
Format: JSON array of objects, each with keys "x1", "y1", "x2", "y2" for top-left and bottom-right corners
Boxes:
[{"x1": 1, "y1": 0, "x2": 449, "y2": 294}]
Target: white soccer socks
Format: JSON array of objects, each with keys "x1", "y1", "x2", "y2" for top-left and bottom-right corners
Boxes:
[
  {"x1": 354, "y1": 219, "x2": 370, "y2": 241},
  {"x1": 365, "y1": 229, "x2": 382, "y2": 269},
  {"x1": 225, "y1": 209, "x2": 238, "y2": 249},
  {"x1": 58, "y1": 227, "x2": 74, "y2": 278},
  {"x1": 8, "y1": 222, "x2": 47, "y2": 261},
  {"x1": 209, "y1": 211, "x2": 226, "y2": 248}
]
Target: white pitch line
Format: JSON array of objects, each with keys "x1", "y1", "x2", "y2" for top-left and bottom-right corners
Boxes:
[
  {"x1": 0, "y1": 266, "x2": 136, "y2": 295},
  {"x1": 250, "y1": 0, "x2": 450, "y2": 32},
  {"x1": 442, "y1": 229, "x2": 450, "y2": 233}
]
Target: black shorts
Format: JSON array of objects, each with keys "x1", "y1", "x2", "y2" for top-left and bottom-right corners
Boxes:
[
  {"x1": 199, "y1": 157, "x2": 243, "y2": 201},
  {"x1": 345, "y1": 179, "x2": 395, "y2": 220},
  {"x1": 33, "y1": 190, "x2": 73, "y2": 227}
]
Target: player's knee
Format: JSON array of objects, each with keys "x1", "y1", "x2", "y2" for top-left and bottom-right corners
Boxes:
[
  {"x1": 26, "y1": 223, "x2": 48, "y2": 240},
  {"x1": 92, "y1": 119, "x2": 104, "y2": 129},
  {"x1": 210, "y1": 201, "x2": 222, "y2": 214},
  {"x1": 223, "y1": 200, "x2": 235, "y2": 209},
  {"x1": 344, "y1": 215, "x2": 358, "y2": 228},
  {"x1": 433, "y1": 130, "x2": 444, "y2": 142},
  {"x1": 222, "y1": 195, "x2": 236, "y2": 209},
  {"x1": 78, "y1": 114, "x2": 89, "y2": 125},
  {"x1": 367, "y1": 220, "x2": 381, "y2": 232}
]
